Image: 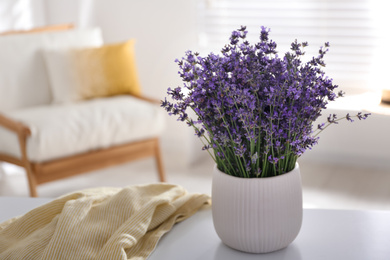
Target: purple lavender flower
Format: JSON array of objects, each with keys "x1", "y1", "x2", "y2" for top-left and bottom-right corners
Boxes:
[
  {"x1": 357, "y1": 112, "x2": 371, "y2": 120},
  {"x1": 162, "y1": 26, "x2": 370, "y2": 178},
  {"x1": 346, "y1": 113, "x2": 354, "y2": 122}
]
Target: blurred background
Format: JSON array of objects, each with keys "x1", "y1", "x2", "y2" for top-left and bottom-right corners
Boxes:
[{"x1": 0, "y1": 0, "x2": 389, "y2": 210}]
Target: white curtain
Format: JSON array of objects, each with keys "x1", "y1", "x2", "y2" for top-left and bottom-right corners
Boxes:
[
  {"x1": 0, "y1": 0, "x2": 96, "y2": 33},
  {"x1": 0, "y1": 0, "x2": 45, "y2": 32},
  {"x1": 197, "y1": 0, "x2": 387, "y2": 92}
]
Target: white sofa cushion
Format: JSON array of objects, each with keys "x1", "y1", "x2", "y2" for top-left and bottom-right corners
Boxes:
[
  {"x1": 0, "y1": 28, "x2": 103, "y2": 112},
  {"x1": 0, "y1": 95, "x2": 165, "y2": 162}
]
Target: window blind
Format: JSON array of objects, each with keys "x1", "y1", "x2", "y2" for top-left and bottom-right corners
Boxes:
[{"x1": 197, "y1": 0, "x2": 382, "y2": 92}]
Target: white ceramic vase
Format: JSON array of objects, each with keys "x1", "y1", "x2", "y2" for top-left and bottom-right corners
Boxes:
[{"x1": 211, "y1": 163, "x2": 302, "y2": 253}]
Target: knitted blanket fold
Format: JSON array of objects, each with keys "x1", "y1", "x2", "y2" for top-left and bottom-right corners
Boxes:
[{"x1": 0, "y1": 184, "x2": 211, "y2": 260}]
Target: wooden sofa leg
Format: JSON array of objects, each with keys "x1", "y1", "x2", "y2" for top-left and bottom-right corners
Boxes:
[
  {"x1": 17, "y1": 130, "x2": 38, "y2": 197},
  {"x1": 24, "y1": 163, "x2": 38, "y2": 197},
  {"x1": 154, "y1": 139, "x2": 166, "y2": 182}
]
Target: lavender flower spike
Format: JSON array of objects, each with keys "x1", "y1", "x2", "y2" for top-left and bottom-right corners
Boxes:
[{"x1": 162, "y1": 26, "x2": 370, "y2": 178}]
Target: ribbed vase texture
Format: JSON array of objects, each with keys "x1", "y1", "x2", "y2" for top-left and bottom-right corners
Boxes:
[{"x1": 211, "y1": 163, "x2": 302, "y2": 253}]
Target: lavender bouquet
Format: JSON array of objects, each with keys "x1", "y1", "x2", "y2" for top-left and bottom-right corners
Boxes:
[{"x1": 162, "y1": 26, "x2": 369, "y2": 178}]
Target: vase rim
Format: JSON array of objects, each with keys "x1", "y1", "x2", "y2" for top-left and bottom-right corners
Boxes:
[{"x1": 213, "y1": 163, "x2": 300, "y2": 180}]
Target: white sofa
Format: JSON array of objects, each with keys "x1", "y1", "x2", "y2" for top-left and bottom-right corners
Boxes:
[{"x1": 0, "y1": 25, "x2": 166, "y2": 197}]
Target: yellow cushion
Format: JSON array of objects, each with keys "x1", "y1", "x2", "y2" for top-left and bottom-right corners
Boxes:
[
  {"x1": 72, "y1": 39, "x2": 142, "y2": 98},
  {"x1": 44, "y1": 39, "x2": 142, "y2": 103}
]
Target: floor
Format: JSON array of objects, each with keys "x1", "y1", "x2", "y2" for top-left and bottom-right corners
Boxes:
[{"x1": 1, "y1": 156, "x2": 389, "y2": 211}]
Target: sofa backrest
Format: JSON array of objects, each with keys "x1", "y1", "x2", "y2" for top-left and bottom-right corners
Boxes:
[{"x1": 0, "y1": 28, "x2": 103, "y2": 112}]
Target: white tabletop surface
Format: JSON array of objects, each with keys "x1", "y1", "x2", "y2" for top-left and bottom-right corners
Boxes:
[{"x1": 1, "y1": 197, "x2": 390, "y2": 260}]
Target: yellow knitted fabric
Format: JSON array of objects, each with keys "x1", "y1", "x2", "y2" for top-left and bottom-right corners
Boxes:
[{"x1": 0, "y1": 184, "x2": 211, "y2": 260}]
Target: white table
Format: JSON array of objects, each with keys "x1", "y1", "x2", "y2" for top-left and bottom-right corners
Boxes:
[{"x1": 1, "y1": 197, "x2": 390, "y2": 259}]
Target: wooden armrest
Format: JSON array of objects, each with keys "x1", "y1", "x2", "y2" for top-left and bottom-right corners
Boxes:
[{"x1": 0, "y1": 113, "x2": 31, "y2": 136}]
